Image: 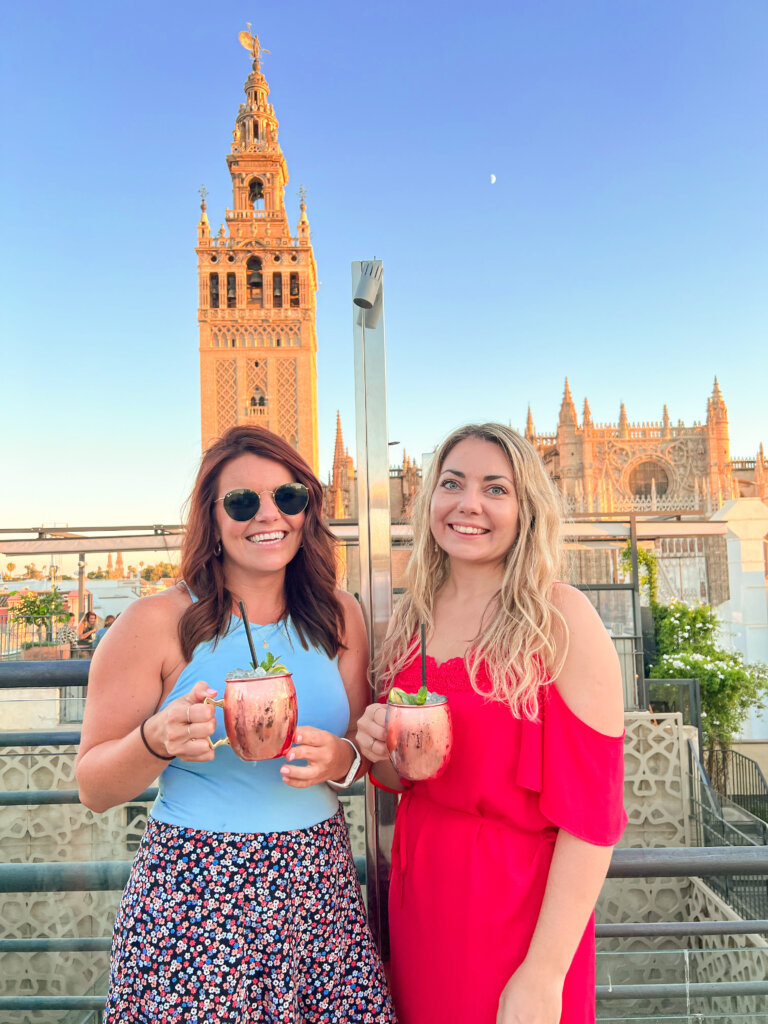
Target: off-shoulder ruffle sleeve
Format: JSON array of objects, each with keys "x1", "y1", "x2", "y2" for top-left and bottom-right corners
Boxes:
[{"x1": 518, "y1": 683, "x2": 627, "y2": 846}]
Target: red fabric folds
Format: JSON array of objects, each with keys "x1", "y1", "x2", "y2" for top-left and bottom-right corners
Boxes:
[{"x1": 538, "y1": 684, "x2": 628, "y2": 846}]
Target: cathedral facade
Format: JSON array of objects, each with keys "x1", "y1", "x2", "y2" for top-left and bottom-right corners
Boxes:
[
  {"x1": 326, "y1": 380, "x2": 767, "y2": 519},
  {"x1": 526, "y1": 378, "x2": 766, "y2": 513},
  {"x1": 197, "y1": 34, "x2": 319, "y2": 470}
]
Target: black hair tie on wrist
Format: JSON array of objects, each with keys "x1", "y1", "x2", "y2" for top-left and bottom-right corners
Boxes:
[{"x1": 139, "y1": 718, "x2": 175, "y2": 761}]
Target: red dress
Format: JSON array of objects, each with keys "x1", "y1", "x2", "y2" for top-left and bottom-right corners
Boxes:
[{"x1": 386, "y1": 654, "x2": 627, "y2": 1024}]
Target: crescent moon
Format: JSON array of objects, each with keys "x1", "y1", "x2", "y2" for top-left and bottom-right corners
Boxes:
[{"x1": 490, "y1": 174, "x2": 496, "y2": 184}]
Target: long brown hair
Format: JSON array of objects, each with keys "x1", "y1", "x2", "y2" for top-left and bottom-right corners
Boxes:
[{"x1": 179, "y1": 426, "x2": 344, "y2": 661}]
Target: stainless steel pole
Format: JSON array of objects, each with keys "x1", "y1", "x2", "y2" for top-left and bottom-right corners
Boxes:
[{"x1": 351, "y1": 261, "x2": 396, "y2": 955}]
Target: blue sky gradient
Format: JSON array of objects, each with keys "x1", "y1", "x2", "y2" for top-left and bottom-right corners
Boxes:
[{"x1": 1, "y1": 0, "x2": 766, "y2": 531}]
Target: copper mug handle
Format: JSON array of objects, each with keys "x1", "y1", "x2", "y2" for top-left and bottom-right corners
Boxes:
[{"x1": 203, "y1": 696, "x2": 230, "y2": 750}]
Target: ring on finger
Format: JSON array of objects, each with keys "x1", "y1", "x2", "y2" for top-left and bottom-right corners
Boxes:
[
  {"x1": 187, "y1": 724, "x2": 192, "y2": 740},
  {"x1": 186, "y1": 706, "x2": 191, "y2": 725}
]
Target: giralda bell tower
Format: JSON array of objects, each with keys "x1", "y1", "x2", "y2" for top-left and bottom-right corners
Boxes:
[{"x1": 197, "y1": 29, "x2": 319, "y2": 471}]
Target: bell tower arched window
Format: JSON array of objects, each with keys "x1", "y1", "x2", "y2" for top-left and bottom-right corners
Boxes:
[
  {"x1": 209, "y1": 273, "x2": 220, "y2": 309},
  {"x1": 249, "y1": 178, "x2": 265, "y2": 211},
  {"x1": 246, "y1": 257, "x2": 263, "y2": 307}
]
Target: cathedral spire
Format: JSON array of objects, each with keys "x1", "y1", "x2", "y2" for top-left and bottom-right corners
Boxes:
[
  {"x1": 333, "y1": 410, "x2": 345, "y2": 465},
  {"x1": 197, "y1": 184, "x2": 210, "y2": 241},
  {"x1": 582, "y1": 397, "x2": 592, "y2": 427},
  {"x1": 297, "y1": 185, "x2": 310, "y2": 241},
  {"x1": 618, "y1": 402, "x2": 629, "y2": 437},
  {"x1": 709, "y1": 376, "x2": 727, "y2": 420},
  {"x1": 756, "y1": 444, "x2": 766, "y2": 486},
  {"x1": 558, "y1": 378, "x2": 577, "y2": 428},
  {"x1": 525, "y1": 405, "x2": 535, "y2": 441},
  {"x1": 329, "y1": 412, "x2": 348, "y2": 519}
]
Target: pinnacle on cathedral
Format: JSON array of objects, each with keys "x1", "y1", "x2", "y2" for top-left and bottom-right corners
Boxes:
[
  {"x1": 325, "y1": 412, "x2": 355, "y2": 520},
  {"x1": 525, "y1": 406, "x2": 535, "y2": 441},
  {"x1": 197, "y1": 30, "x2": 320, "y2": 470},
  {"x1": 618, "y1": 403, "x2": 629, "y2": 437},
  {"x1": 558, "y1": 378, "x2": 578, "y2": 427}
]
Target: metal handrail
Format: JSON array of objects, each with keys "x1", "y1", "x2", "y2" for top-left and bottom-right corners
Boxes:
[
  {"x1": 2, "y1": 846, "x2": 765, "y2": 896},
  {"x1": 596, "y1": 919, "x2": 768, "y2": 937},
  {"x1": 0, "y1": 788, "x2": 158, "y2": 805},
  {"x1": 595, "y1": 980, "x2": 768, "y2": 1000},
  {"x1": 0, "y1": 660, "x2": 90, "y2": 687},
  {"x1": 706, "y1": 746, "x2": 768, "y2": 823}
]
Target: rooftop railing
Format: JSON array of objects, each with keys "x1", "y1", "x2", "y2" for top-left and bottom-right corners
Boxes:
[{"x1": 2, "y1": 662, "x2": 767, "y2": 1020}]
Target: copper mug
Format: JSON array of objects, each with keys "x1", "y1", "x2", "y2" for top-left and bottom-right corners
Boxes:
[
  {"x1": 385, "y1": 697, "x2": 453, "y2": 781},
  {"x1": 204, "y1": 672, "x2": 298, "y2": 761}
]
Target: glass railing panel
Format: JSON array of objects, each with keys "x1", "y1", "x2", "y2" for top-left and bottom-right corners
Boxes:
[{"x1": 597, "y1": 946, "x2": 768, "y2": 1022}]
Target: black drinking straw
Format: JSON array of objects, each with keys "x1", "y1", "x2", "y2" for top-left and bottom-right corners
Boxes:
[
  {"x1": 420, "y1": 622, "x2": 427, "y2": 690},
  {"x1": 239, "y1": 600, "x2": 259, "y2": 669}
]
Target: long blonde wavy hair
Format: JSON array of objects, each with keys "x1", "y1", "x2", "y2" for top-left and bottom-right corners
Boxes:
[{"x1": 374, "y1": 423, "x2": 568, "y2": 719}]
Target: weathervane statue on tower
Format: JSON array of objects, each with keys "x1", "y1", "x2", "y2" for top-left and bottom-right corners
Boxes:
[{"x1": 238, "y1": 24, "x2": 269, "y2": 69}]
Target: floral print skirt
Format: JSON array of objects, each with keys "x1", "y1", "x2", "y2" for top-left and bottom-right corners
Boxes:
[{"x1": 104, "y1": 809, "x2": 396, "y2": 1023}]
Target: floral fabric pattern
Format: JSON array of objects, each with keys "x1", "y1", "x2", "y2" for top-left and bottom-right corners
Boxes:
[{"x1": 104, "y1": 809, "x2": 395, "y2": 1023}]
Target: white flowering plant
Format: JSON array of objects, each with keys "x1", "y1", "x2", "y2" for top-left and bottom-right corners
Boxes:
[{"x1": 649, "y1": 600, "x2": 768, "y2": 750}]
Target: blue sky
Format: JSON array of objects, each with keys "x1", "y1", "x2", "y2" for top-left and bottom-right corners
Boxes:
[{"x1": 1, "y1": 0, "x2": 766, "y2": 537}]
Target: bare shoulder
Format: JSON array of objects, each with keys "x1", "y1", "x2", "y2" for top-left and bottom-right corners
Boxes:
[
  {"x1": 106, "y1": 583, "x2": 187, "y2": 639},
  {"x1": 549, "y1": 583, "x2": 624, "y2": 736},
  {"x1": 90, "y1": 583, "x2": 190, "y2": 673},
  {"x1": 337, "y1": 588, "x2": 366, "y2": 640}
]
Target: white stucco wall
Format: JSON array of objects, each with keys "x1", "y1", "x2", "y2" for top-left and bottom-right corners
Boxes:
[{"x1": 710, "y1": 499, "x2": 768, "y2": 739}]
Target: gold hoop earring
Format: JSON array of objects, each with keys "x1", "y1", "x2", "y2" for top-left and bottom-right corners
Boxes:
[{"x1": 214, "y1": 540, "x2": 222, "y2": 557}]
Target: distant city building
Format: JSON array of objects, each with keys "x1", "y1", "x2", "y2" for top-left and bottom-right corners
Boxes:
[{"x1": 197, "y1": 35, "x2": 319, "y2": 470}]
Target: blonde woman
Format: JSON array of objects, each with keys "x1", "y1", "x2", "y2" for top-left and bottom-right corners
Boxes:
[{"x1": 356, "y1": 424, "x2": 627, "y2": 1024}]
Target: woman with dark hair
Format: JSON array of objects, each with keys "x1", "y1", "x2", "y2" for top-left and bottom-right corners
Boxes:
[
  {"x1": 77, "y1": 610, "x2": 99, "y2": 654},
  {"x1": 76, "y1": 425, "x2": 395, "y2": 1023}
]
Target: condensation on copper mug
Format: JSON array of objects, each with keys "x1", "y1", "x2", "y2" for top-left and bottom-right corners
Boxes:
[{"x1": 385, "y1": 700, "x2": 453, "y2": 781}]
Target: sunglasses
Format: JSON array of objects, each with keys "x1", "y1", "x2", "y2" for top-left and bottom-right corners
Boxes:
[{"x1": 215, "y1": 484, "x2": 309, "y2": 521}]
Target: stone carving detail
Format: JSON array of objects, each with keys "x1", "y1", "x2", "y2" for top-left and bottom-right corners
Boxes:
[
  {"x1": 210, "y1": 325, "x2": 300, "y2": 349},
  {"x1": 621, "y1": 712, "x2": 690, "y2": 849},
  {"x1": 593, "y1": 437, "x2": 710, "y2": 497},
  {"x1": 276, "y1": 359, "x2": 298, "y2": 447},
  {"x1": 216, "y1": 359, "x2": 238, "y2": 434},
  {"x1": 246, "y1": 359, "x2": 268, "y2": 406}
]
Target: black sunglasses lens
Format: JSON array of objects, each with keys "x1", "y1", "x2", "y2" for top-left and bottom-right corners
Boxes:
[
  {"x1": 274, "y1": 484, "x2": 309, "y2": 515},
  {"x1": 222, "y1": 490, "x2": 260, "y2": 521}
]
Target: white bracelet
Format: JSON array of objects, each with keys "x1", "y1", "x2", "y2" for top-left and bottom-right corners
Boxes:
[{"x1": 327, "y1": 736, "x2": 362, "y2": 790}]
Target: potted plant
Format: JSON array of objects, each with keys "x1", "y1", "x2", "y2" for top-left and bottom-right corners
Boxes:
[{"x1": 11, "y1": 587, "x2": 71, "y2": 660}]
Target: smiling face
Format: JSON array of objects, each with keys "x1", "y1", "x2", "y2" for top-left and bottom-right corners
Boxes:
[
  {"x1": 213, "y1": 453, "x2": 306, "y2": 583},
  {"x1": 429, "y1": 437, "x2": 520, "y2": 572}
]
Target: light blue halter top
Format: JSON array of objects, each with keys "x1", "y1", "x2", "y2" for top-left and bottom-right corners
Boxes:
[{"x1": 150, "y1": 606, "x2": 350, "y2": 833}]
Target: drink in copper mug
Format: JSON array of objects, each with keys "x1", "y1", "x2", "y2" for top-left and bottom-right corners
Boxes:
[
  {"x1": 385, "y1": 694, "x2": 452, "y2": 781},
  {"x1": 205, "y1": 670, "x2": 297, "y2": 761}
]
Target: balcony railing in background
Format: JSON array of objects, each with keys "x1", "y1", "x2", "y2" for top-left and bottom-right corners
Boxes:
[{"x1": 708, "y1": 747, "x2": 768, "y2": 824}]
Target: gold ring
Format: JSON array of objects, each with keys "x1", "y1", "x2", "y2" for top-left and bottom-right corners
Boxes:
[
  {"x1": 186, "y1": 706, "x2": 191, "y2": 724},
  {"x1": 187, "y1": 724, "x2": 192, "y2": 740}
]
